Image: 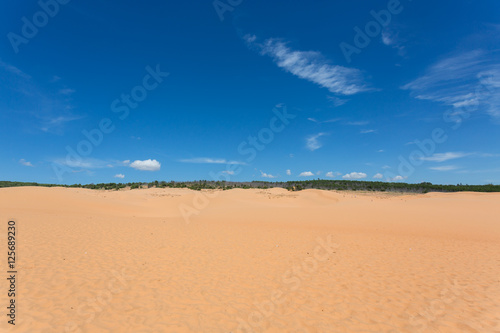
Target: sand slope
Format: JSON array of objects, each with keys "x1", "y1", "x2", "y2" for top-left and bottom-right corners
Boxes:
[{"x1": 0, "y1": 187, "x2": 499, "y2": 332}]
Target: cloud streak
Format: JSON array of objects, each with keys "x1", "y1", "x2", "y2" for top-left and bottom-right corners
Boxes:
[
  {"x1": 403, "y1": 49, "x2": 500, "y2": 119},
  {"x1": 245, "y1": 35, "x2": 370, "y2": 95},
  {"x1": 179, "y1": 157, "x2": 245, "y2": 165}
]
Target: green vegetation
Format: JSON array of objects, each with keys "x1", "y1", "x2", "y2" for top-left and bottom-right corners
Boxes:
[{"x1": 0, "y1": 180, "x2": 499, "y2": 193}]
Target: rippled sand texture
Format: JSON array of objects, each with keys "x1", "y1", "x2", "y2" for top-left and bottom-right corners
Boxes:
[{"x1": 0, "y1": 187, "x2": 499, "y2": 332}]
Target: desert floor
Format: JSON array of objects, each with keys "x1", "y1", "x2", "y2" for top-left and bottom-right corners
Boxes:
[{"x1": 0, "y1": 187, "x2": 499, "y2": 332}]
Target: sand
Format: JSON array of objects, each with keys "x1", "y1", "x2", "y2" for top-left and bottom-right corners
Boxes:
[{"x1": 0, "y1": 186, "x2": 499, "y2": 332}]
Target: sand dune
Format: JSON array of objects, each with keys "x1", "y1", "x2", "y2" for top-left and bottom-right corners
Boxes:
[{"x1": 0, "y1": 187, "x2": 499, "y2": 332}]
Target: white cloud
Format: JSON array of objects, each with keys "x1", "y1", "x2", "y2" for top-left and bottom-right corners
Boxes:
[
  {"x1": 114, "y1": 174, "x2": 125, "y2": 179},
  {"x1": 429, "y1": 165, "x2": 459, "y2": 171},
  {"x1": 260, "y1": 171, "x2": 277, "y2": 178},
  {"x1": 299, "y1": 171, "x2": 314, "y2": 177},
  {"x1": 19, "y1": 159, "x2": 33, "y2": 167},
  {"x1": 360, "y1": 129, "x2": 377, "y2": 134},
  {"x1": 326, "y1": 171, "x2": 341, "y2": 178},
  {"x1": 244, "y1": 35, "x2": 370, "y2": 95},
  {"x1": 381, "y1": 31, "x2": 394, "y2": 46},
  {"x1": 420, "y1": 152, "x2": 469, "y2": 162},
  {"x1": 286, "y1": 169, "x2": 292, "y2": 176},
  {"x1": 389, "y1": 175, "x2": 407, "y2": 181},
  {"x1": 306, "y1": 132, "x2": 327, "y2": 151},
  {"x1": 53, "y1": 157, "x2": 110, "y2": 169},
  {"x1": 222, "y1": 170, "x2": 235, "y2": 175},
  {"x1": 377, "y1": 149, "x2": 384, "y2": 153},
  {"x1": 59, "y1": 88, "x2": 75, "y2": 95},
  {"x1": 381, "y1": 29, "x2": 406, "y2": 56},
  {"x1": 373, "y1": 173, "x2": 383, "y2": 179},
  {"x1": 179, "y1": 157, "x2": 245, "y2": 165},
  {"x1": 382, "y1": 165, "x2": 391, "y2": 169},
  {"x1": 308, "y1": 117, "x2": 341, "y2": 124},
  {"x1": 327, "y1": 96, "x2": 349, "y2": 107},
  {"x1": 342, "y1": 172, "x2": 367, "y2": 180},
  {"x1": 402, "y1": 48, "x2": 500, "y2": 119},
  {"x1": 347, "y1": 121, "x2": 369, "y2": 126},
  {"x1": 129, "y1": 159, "x2": 161, "y2": 171},
  {"x1": 0, "y1": 60, "x2": 81, "y2": 134}
]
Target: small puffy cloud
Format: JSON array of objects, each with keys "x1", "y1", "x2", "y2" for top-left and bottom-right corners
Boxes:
[
  {"x1": 114, "y1": 174, "x2": 125, "y2": 179},
  {"x1": 286, "y1": 169, "x2": 292, "y2": 176},
  {"x1": 325, "y1": 171, "x2": 341, "y2": 178},
  {"x1": 306, "y1": 133, "x2": 327, "y2": 151},
  {"x1": 429, "y1": 165, "x2": 458, "y2": 171},
  {"x1": 19, "y1": 159, "x2": 33, "y2": 167},
  {"x1": 381, "y1": 31, "x2": 394, "y2": 46},
  {"x1": 222, "y1": 170, "x2": 235, "y2": 175},
  {"x1": 129, "y1": 159, "x2": 161, "y2": 171},
  {"x1": 342, "y1": 172, "x2": 367, "y2": 180},
  {"x1": 299, "y1": 171, "x2": 314, "y2": 177},
  {"x1": 389, "y1": 175, "x2": 407, "y2": 181},
  {"x1": 260, "y1": 171, "x2": 277, "y2": 178},
  {"x1": 373, "y1": 173, "x2": 384, "y2": 179}
]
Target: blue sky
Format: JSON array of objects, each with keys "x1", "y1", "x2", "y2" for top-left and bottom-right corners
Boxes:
[{"x1": 1, "y1": 0, "x2": 499, "y2": 185}]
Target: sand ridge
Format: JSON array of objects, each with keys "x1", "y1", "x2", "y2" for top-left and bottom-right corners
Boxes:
[{"x1": 0, "y1": 187, "x2": 499, "y2": 332}]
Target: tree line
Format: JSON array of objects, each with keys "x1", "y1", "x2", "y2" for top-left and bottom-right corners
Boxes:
[{"x1": 1, "y1": 180, "x2": 499, "y2": 193}]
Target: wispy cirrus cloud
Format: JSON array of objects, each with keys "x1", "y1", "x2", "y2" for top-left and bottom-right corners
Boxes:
[
  {"x1": 306, "y1": 132, "x2": 327, "y2": 151},
  {"x1": 0, "y1": 60, "x2": 82, "y2": 134},
  {"x1": 402, "y1": 48, "x2": 500, "y2": 120},
  {"x1": 360, "y1": 129, "x2": 377, "y2": 134},
  {"x1": 347, "y1": 121, "x2": 369, "y2": 126},
  {"x1": 420, "y1": 152, "x2": 470, "y2": 162},
  {"x1": 179, "y1": 157, "x2": 246, "y2": 165},
  {"x1": 429, "y1": 165, "x2": 459, "y2": 171},
  {"x1": 381, "y1": 29, "x2": 406, "y2": 56},
  {"x1": 307, "y1": 117, "x2": 341, "y2": 124},
  {"x1": 244, "y1": 35, "x2": 370, "y2": 95},
  {"x1": 327, "y1": 95, "x2": 349, "y2": 107}
]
